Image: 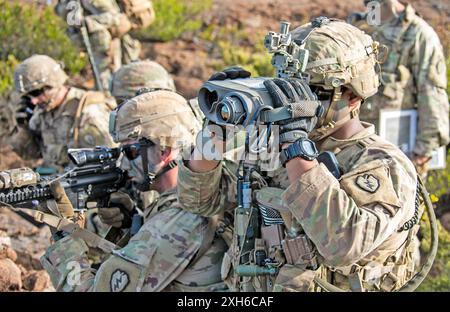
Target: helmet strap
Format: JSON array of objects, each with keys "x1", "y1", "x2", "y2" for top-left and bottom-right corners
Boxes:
[
  {"x1": 136, "y1": 139, "x2": 178, "y2": 192},
  {"x1": 310, "y1": 87, "x2": 361, "y2": 141}
]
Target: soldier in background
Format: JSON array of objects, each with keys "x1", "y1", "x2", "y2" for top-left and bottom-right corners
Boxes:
[
  {"x1": 10, "y1": 54, "x2": 116, "y2": 174},
  {"x1": 349, "y1": 0, "x2": 449, "y2": 177},
  {"x1": 55, "y1": 0, "x2": 155, "y2": 90},
  {"x1": 41, "y1": 90, "x2": 228, "y2": 292}
]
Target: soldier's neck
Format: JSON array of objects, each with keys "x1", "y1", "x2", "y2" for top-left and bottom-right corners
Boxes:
[
  {"x1": 331, "y1": 118, "x2": 365, "y2": 140},
  {"x1": 152, "y1": 166, "x2": 179, "y2": 194},
  {"x1": 51, "y1": 86, "x2": 70, "y2": 109}
]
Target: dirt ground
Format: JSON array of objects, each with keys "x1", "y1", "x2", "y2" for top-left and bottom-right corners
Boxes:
[{"x1": 0, "y1": 0, "x2": 448, "y2": 292}]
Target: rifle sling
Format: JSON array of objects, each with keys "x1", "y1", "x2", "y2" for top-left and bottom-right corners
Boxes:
[{"x1": 12, "y1": 207, "x2": 117, "y2": 254}]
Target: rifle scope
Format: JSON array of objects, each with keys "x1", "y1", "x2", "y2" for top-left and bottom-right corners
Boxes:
[{"x1": 68, "y1": 147, "x2": 121, "y2": 167}]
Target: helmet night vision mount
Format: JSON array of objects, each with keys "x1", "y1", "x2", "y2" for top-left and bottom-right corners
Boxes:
[{"x1": 264, "y1": 21, "x2": 310, "y2": 78}]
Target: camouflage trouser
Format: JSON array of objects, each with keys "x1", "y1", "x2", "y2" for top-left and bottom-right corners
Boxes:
[
  {"x1": 90, "y1": 30, "x2": 141, "y2": 90},
  {"x1": 69, "y1": 26, "x2": 141, "y2": 90}
]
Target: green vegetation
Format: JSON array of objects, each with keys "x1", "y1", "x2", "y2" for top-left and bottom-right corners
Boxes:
[
  {"x1": 416, "y1": 211, "x2": 450, "y2": 291},
  {"x1": 418, "y1": 55, "x2": 450, "y2": 291},
  {"x1": 135, "y1": 0, "x2": 212, "y2": 42},
  {"x1": 0, "y1": 0, "x2": 86, "y2": 95},
  {"x1": 214, "y1": 39, "x2": 275, "y2": 77},
  {"x1": 200, "y1": 25, "x2": 275, "y2": 77}
]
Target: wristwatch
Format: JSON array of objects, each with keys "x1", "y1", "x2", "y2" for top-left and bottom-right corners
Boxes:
[{"x1": 280, "y1": 138, "x2": 319, "y2": 166}]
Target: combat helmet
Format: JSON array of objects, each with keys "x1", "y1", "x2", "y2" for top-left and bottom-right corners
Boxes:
[
  {"x1": 109, "y1": 89, "x2": 200, "y2": 148},
  {"x1": 13, "y1": 55, "x2": 68, "y2": 96},
  {"x1": 290, "y1": 17, "x2": 380, "y2": 140},
  {"x1": 109, "y1": 89, "x2": 201, "y2": 190},
  {"x1": 110, "y1": 60, "x2": 176, "y2": 101}
]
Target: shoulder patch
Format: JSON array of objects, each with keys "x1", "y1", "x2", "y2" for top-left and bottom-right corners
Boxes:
[
  {"x1": 355, "y1": 174, "x2": 380, "y2": 193},
  {"x1": 110, "y1": 269, "x2": 130, "y2": 292}
]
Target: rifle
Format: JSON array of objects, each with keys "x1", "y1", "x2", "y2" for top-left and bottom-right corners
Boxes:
[
  {"x1": 0, "y1": 147, "x2": 129, "y2": 222},
  {"x1": 76, "y1": 0, "x2": 104, "y2": 91}
]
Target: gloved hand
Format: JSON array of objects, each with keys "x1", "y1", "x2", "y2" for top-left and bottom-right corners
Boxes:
[
  {"x1": 48, "y1": 181, "x2": 74, "y2": 219},
  {"x1": 263, "y1": 78, "x2": 323, "y2": 145},
  {"x1": 97, "y1": 191, "x2": 135, "y2": 229},
  {"x1": 46, "y1": 181, "x2": 77, "y2": 238},
  {"x1": 208, "y1": 66, "x2": 251, "y2": 81}
]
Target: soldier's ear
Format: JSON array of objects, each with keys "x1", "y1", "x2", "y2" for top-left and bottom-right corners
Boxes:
[
  {"x1": 159, "y1": 147, "x2": 173, "y2": 163},
  {"x1": 342, "y1": 87, "x2": 362, "y2": 109}
]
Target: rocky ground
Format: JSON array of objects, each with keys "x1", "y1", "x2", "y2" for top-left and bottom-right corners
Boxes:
[
  {"x1": 0, "y1": 0, "x2": 448, "y2": 292},
  {"x1": 0, "y1": 210, "x2": 53, "y2": 292}
]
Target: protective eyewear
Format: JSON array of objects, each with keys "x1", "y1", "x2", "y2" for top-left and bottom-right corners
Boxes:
[
  {"x1": 122, "y1": 139, "x2": 155, "y2": 160},
  {"x1": 23, "y1": 88, "x2": 46, "y2": 101}
]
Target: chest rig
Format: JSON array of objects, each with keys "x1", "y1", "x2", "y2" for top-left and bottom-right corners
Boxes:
[{"x1": 229, "y1": 152, "x2": 340, "y2": 291}]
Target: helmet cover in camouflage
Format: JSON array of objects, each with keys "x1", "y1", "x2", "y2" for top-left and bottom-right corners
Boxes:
[
  {"x1": 110, "y1": 90, "x2": 201, "y2": 148},
  {"x1": 290, "y1": 18, "x2": 380, "y2": 140},
  {"x1": 13, "y1": 55, "x2": 68, "y2": 95},
  {"x1": 110, "y1": 60, "x2": 176, "y2": 99}
]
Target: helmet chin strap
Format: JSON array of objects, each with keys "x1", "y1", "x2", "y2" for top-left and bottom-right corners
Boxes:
[
  {"x1": 309, "y1": 87, "x2": 360, "y2": 141},
  {"x1": 136, "y1": 139, "x2": 178, "y2": 192}
]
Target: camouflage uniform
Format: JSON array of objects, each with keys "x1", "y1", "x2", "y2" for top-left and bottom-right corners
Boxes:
[
  {"x1": 354, "y1": 4, "x2": 449, "y2": 165},
  {"x1": 40, "y1": 91, "x2": 228, "y2": 292},
  {"x1": 55, "y1": 0, "x2": 155, "y2": 90},
  {"x1": 11, "y1": 55, "x2": 116, "y2": 172},
  {"x1": 177, "y1": 20, "x2": 421, "y2": 291}
]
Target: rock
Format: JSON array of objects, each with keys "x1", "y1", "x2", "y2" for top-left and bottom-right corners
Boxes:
[
  {"x1": 0, "y1": 245, "x2": 18, "y2": 262},
  {"x1": 0, "y1": 229, "x2": 11, "y2": 246},
  {"x1": 23, "y1": 270, "x2": 51, "y2": 291},
  {"x1": 0, "y1": 258, "x2": 22, "y2": 291},
  {"x1": 0, "y1": 208, "x2": 52, "y2": 270}
]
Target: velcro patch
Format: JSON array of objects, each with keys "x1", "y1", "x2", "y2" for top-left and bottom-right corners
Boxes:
[
  {"x1": 355, "y1": 174, "x2": 380, "y2": 193},
  {"x1": 340, "y1": 160, "x2": 401, "y2": 215}
]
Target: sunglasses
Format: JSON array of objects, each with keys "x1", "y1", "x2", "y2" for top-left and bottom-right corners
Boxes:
[
  {"x1": 122, "y1": 139, "x2": 155, "y2": 160},
  {"x1": 23, "y1": 88, "x2": 46, "y2": 101}
]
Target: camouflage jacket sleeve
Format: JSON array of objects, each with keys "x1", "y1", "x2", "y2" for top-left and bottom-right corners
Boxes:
[
  {"x1": 412, "y1": 25, "x2": 449, "y2": 156},
  {"x1": 40, "y1": 236, "x2": 96, "y2": 291},
  {"x1": 177, "y1": 159, "x2": 238, "y2": 217},
  {"x1": 76, "y1": 103, "x2": 117, "y2": 148},
  {"x1": 8, "y1": 126, "x2": 42, "y2": 160},
  {"x1": 282, "y1": 155, "x2": 417, "y2": 268},
  {"x1": 41, "y1": 208, "x2": 207, "y2": 292}
]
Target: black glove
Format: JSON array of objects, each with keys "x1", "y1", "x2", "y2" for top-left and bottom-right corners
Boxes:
[
  {"x1": 98, "y1": 191, "x2": 135, "y2": 229},
  {"x1": 208, "y1": 66, "x2": 251, "y2": 81},
  {"x1": 263, "y1": 78, "x2": 323, "y2": 144}
]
